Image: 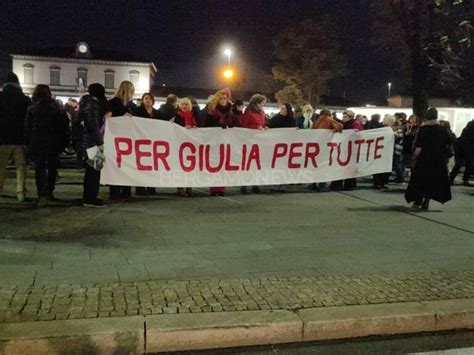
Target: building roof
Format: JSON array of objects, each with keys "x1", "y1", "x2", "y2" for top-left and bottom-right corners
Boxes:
[{"x1": 11, "y1": 44, "x2": 156, "y2": 72}]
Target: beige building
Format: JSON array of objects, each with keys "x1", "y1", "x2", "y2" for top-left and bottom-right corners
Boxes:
[{"x1": 10, "y1": 42, "x2": 156, "y2": 99}]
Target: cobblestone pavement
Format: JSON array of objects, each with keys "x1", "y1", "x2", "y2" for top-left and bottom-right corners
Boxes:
[{"x1": 1, "y1": 270, "x2": 473, "y2": 323}]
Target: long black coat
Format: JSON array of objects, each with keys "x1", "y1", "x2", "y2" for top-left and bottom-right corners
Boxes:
[
  {"x1": 0, "y1": 83, "x2": 31, "y2": 145},
  {"x1": 24, "y1": 99, "x2": 69, "y2": 155},
  {"x1": 405, "y1": 123, "x2": 452, "y2": 204}
]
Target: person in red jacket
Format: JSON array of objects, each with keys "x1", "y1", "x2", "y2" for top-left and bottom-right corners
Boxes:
[
  {"x1": 174, "y1": 98, "x2": 197, "y2": 197},
  {"x1": 240, "y1": 94, "x2": 267, "y2": 194},
  {"x1": 241, "y1": 94, "x2": 266, "y2": 130}
]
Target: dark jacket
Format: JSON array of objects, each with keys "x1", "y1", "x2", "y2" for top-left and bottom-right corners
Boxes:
[
  {"x1": 78, "y1": 95, "x2": 104, "y2": 149},
  {"x1": 366, "y1": 120, "x2": 383, "y2": 130},
  {"x1": 457, "y1": 120, "x2": 474, "y2": 161},
  {"x1": 295, "y1": 115, "x2": 314, "y2": 129},
  {"x1": 0, "y1": 83, "x2": 31, "y2": 145},
  {"x1": 268, "y1": 113, "x2": 295, "y2": 128},
  {"x1": 204, "y1": 103, "x2": 240, "y2": 128},
  {"x1": 109, "y1": 97, "x2": 134, "y2": 117},
  {"x1": 405, "y1": 123, "x2": 452, "y2": 204},
  {"x1": 24, "y1": 99, "x2": 69, "y2": 155},
  {"x1": 158, "y1": 102, "x2": 177, "y2": 121},
  {"x1": 133, "y1": 105, "x2": 160, "y2": 119}
]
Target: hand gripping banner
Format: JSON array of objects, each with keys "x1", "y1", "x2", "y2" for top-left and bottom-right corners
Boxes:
[{"x1": 101, "y1": 117, "x2": 394, "y2": 187}]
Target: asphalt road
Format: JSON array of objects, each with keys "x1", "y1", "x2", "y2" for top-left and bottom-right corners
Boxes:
[{"x1": 164, "y1": 331, "x2": 474, "y2": 355}]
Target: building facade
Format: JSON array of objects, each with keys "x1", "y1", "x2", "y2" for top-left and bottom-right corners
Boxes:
[{"x1": 10, "y1": 42, "x2": 156, "y2": 99}]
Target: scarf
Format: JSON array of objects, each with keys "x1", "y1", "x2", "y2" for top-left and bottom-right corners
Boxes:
[
  {"x1": 215, "y1": 104, "x2": 233, "y2": 126},
  {"x1": 179, "y1": 110, "x2": 195, "y2": 126}
]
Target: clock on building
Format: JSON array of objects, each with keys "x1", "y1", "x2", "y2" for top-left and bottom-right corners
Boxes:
[{"x1": 77, "y1": 42, "x2": 89, "y2": 54}]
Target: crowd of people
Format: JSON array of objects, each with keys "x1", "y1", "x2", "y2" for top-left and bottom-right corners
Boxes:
[{"x1": 0, "y1": 72, "x2": 473, "y2": 210}]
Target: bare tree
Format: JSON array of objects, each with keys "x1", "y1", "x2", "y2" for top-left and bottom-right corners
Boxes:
[{"x1": 272, "y1": 18, "x2": 348, "y2": 106}]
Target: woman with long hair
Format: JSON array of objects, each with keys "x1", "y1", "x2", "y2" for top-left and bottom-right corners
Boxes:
[
  {"x1": 108, "y1": 81, "x2": 135, "y2": 200},
  {"x1": 24, "y1": 85, "x2": 69, "y2": 206},
  {"x1": 204, "y1": 88, "x2": 239, "y2": 196}
]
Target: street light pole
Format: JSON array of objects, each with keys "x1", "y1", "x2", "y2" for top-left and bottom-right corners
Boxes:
[
  {"x1": 224, "y1": 48, "x2": 231, "y2": 69},
  {"x1": 388, "y1": 82, "x2": 392, "y2": 98}
]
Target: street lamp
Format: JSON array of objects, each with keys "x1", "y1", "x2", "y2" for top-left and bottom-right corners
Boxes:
[
  {"x1": 224, "y1": 48, "x2": 232, "y2": 68},
  {"x1": 387, "y1": 82, "x2": 392, "y2": 98},
  {"x1": 224, "y1": 69, "x2": 234, "y2": 79}
]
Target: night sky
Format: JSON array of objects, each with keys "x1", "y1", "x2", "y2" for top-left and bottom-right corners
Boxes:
[{"x1": 0, "y1": 0, "x2": 395, "y2": 105}]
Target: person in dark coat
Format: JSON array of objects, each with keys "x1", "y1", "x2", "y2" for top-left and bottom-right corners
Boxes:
[
  {"x1": 108, "y1": 81, "x2": 136, "y2": 200},
  {"x1": 188, "y1": 96, "x2": 201, "y2": 121},
  {"x1": 132, "y1": 92, "x2": 159, "y2": 119},
  {"x1": 0, "y1": 72, "x2": 31, "y2": 202},
  {"x1": 268, "y1": 103, "x2": 295, "y2": 129},
  {"x1": 80, "y1": 83, "x2": 110, "y2": 207},
  {"x1": 158, "y1": 94, "x2": 178, "y2": 121},
  {"x1": 24, "y1": 85, "x2": 69, "y2": 206},
  {"x1": 132, "y1": 93, "x2": 159, "y2": 196},
  {"x1": 450, "y1": 120, "x2": 474, "y2": 186},
  {"x1": 366, "y1": 113, "x2": 383, "y2": 130},
  {"x1": 405, "y1": 108, "x2": 452, "y2": 210},
  {"x1": 232, "y1": 99, "x2": 244, "y2": 127}
]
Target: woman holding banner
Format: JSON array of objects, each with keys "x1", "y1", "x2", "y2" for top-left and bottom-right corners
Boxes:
[
  {"x1": 240, "y1": 94, "x2": 267, "y2": 194},
  {"x1": 174, "y1": 97, "x2": 197, "y2": 197},
  {"x1": 108, "y1": 81, "x2": 136, "y2": 201},
  {"x1": 133, "y1": 93, "x2": 160, "y2": 196},
  {"x1": 204, "y1": 88, "x2": 240, "y2": 196}
]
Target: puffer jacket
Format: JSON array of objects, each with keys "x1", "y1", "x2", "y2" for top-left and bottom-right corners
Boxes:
[{"x1": 78, "y1": 95, "x2": 104, "y2": 149}]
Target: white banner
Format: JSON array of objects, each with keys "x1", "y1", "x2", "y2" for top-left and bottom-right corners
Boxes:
[{"x1": 101, "y1": 117, "x2": 394, "y2": 187}]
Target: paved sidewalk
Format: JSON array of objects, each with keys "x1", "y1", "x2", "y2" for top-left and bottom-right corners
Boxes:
[{"x1": 0, "y1": 271, "x2": 473, "y2": 323}]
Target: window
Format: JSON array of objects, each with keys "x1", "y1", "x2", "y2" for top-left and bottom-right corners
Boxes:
[
  {"x1": 77, "y1": 67, "x2": 88, "y2": 88},
  {"x1": 23, "y1": 63, "x2": 34, "y2": 85},
  {"x1": 129, "y1": 70, "x2": 140, "y2": 88},
  {"x1": 50, "y1": 66, "x2": 60, "y2": 86},
  {"x1": 104, "y1": 69, "x2": 115, "y2": 89}
]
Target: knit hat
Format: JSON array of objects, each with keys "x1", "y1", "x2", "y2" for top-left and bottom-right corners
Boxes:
[
  {"x1": 88, "y1": 83, "x2": 106, "y2": 100},
  {"x1": 6, "y1": 72, "x2": 19, "y2": 84}
]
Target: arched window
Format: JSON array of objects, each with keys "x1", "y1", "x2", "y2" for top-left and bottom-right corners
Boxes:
[
  {"x1": 23, "y1": 63, "x2": 34, "y2": 85},
  {"x1": 129, "y1": 70, "x2": 140, "y2": 88},
  {"x1": 104, "y1": 69, "x2": 115, "y2": 89},
  {"x1": 50, "y1": 65, "x2": 60, "y2": 86}
]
